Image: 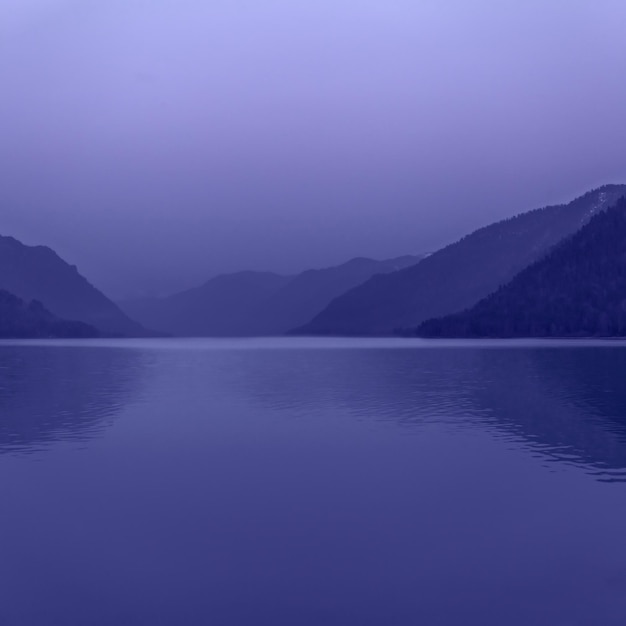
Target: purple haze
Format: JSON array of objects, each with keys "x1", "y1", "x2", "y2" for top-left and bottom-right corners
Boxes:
[{"x1": 1, "y1": 1, "x2": 625, "y2": 297}]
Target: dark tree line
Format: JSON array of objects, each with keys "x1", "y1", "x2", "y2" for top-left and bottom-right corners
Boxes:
[
  {"x1": 418, "y1": 196, "x2": 626, "y2": 338},
  {"x1": 0, "y1": 290, "x2": 98, "y2": 338}
]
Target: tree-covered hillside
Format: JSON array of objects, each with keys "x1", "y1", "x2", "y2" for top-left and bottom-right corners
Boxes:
[
  {"x1": 418, "y1": 196, "x2": 626, "y2": 337},
  {"x1": 0, "y1": 290, "x2": 98, "y2": 338},
  {"x1": 295, "y1": 185, "x2": 626, "y2": 335}
]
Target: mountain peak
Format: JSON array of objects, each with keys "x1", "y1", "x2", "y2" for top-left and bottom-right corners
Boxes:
[{"x1": 0, "y1": 233, "x2": 147, "y2": 336}]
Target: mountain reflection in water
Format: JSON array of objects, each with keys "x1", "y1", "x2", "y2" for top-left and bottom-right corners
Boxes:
[
  {"x1": 2, "y1": 340, "x2": 626, "y2": 480},
  {"x1": 211, "y1": 341, "x2": 626, "y2": 481},
  {"x1": 0, "y1": 343, "x2": 146, "y2": 454},
  {"x1": 2, "y1": 339, "x2": 626, "y2": 626}
]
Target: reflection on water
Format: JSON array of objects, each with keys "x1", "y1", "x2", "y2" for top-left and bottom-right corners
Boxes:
[
  {"x1": 473, "y1": 349, "x2": 626, "y2": 481},
  {"x1": 4, "y1": 339, "x2": 626, "y2": 478},
  {"x1": 3, "y1": 339, "x2": 626, "y2": 477},
  {"x1": 0, "y1": 344, "x2": 145, "y2": 454},
  {"x1": 3, "y1": 339, "x2": 626, "y2": 626},
  {"x1": 213, "y1": 342, "x2": 626, "y2": 481}
]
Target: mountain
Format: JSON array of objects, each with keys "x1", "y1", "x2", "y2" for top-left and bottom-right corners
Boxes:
[
  {"x1": 121, "y1": 271, "x2": 292, "y2": 337},
  {"x1": 418, "y1": 195, "x2": 626, "y2": 337},
  {"x1": 0, "y1": 235, "x2": 146, "y2": 336},
  {"x1": 294, "y1": 185, "x2": 626, "y2": 336},
  {"x1": 119, "y1": 255, "x2": 422, "y2": 337},
  {"x1": 0, "y1": 289, "x2": 98, "y2": 338},
  {"x1": 258, "y1": 255, "x2": 422, "y2": 335}
]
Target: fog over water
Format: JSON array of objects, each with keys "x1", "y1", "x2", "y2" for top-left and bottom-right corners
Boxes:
[{"x1": 1, "y1": 1, "x2": 625, "y2": 297}]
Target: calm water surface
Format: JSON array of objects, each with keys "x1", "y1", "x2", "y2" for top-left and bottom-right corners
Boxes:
[{"x1": 2, "y1": 338, "x2": 626, "y2": 625}]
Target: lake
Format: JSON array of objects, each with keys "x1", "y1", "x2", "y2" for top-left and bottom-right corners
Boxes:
[{"x1": 1, "y1": 337, "x2": 626, "y2": 625}]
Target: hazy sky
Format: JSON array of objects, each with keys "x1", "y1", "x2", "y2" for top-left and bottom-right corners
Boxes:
[{"x1": 1, "y1": 1, "x2": 626, "y2": 297}]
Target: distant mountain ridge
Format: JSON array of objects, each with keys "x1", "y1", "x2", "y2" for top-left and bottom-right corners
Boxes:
[
  {"x1": 0, "y1": 235, "x2": 146, "y2": 336},
  {"x1": 119, "y1": 255, "x2": 423, "y2": 337},
  {"x1": 294, "y1": 185, "x2": 626, "y2": 336},
  {"x1": 0, "y1": 289, "x2": 98, "y2": 338},
  {"x1": 122, "y1": 271, "x2": 292, "y2": 337},
  {"x1": 418, "y1": 195, "x2": 626, "y2": 337}
]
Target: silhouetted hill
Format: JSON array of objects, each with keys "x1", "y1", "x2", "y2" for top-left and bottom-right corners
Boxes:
[
  {"x1": 119, "y1": 255, "x2": 422, "y2": 337},
  {"x1": 418, "y1": 196, "x2": 626, "y2": 337},
  {"x1": 121, "y1": 271, "x2": 291, "y2": 337},
  {"x1": 260, "y1": 256, "x2": 422, "y2": 335},
  {"x1": 0, "y1": 290, "x2": 98, "y2": 338},
  {"x1": 0, "y1": 235, "x2": 146, "y2": 336},
  {"x1": 294, "y1": 185, "x2": 626, "y2": 336}
]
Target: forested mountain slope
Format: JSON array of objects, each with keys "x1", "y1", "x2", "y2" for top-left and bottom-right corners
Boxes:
[
  {"x1": 418, "y1": 196, "x2": 626, "y2": 337},
  {"x1": 294, "y1": 185, "x2": 626, "y2": 335},
  {"x1": 0, "y1": 290, "x2": 98, "y2": 338}
]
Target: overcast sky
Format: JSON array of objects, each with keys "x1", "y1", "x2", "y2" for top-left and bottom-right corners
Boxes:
[{"x1": 1, "y1": 1, "x2": 626, "y2": 297}]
